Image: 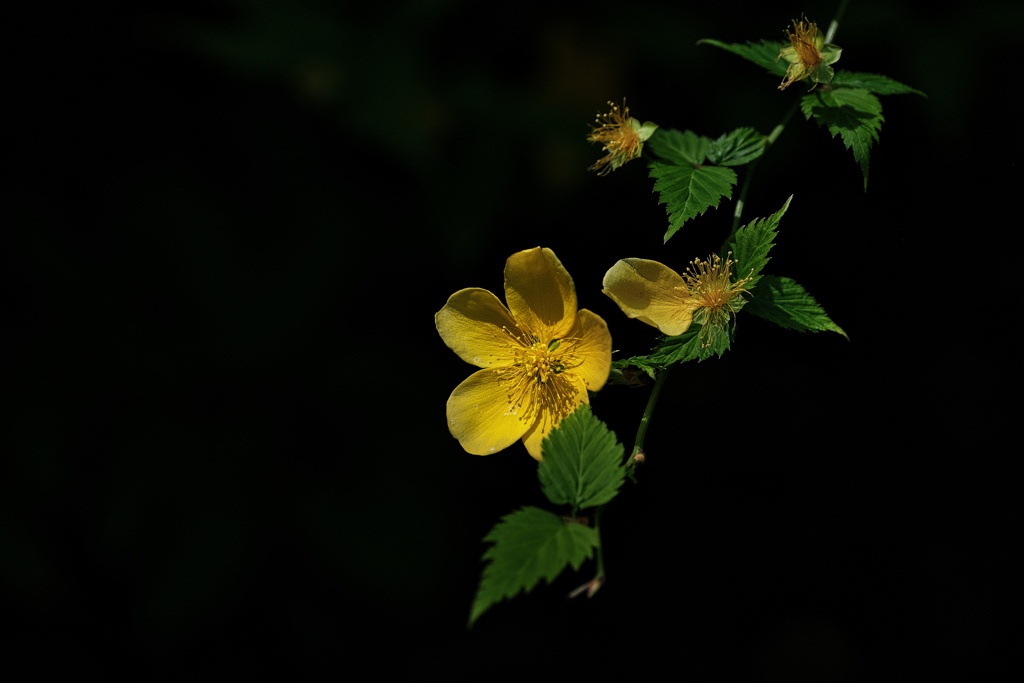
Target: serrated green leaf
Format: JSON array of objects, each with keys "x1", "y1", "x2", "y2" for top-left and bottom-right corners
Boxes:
[
  {"x1": 707, "y1": 127, "x2": 767, "y2": 166},
  {"x1": 610, "y1": 356, "x2": 662, "y2": 380},
  {"x1": 802, "y1": 88, "x2": 883, "y2": 190},
  {"x1": 648, "y1": 324, "x2": 732, "y2": 365},
  {"x1": 647, "y1": 128, "x2": 710, "y2": 165},
  {"x1": 832, "y1": 71, "x2": 926, "y2": 96},
  {"x1": 538, "y1": 405, "x2": 625, "y2": 512},
  {"x1": 650, "y1": 162, "x2": 737, "y2": 242},
  {"x1": 697, "y1": 39, "x2": 787, "y2": 77},
  {"x1": 725, "y1": 195, "x2": 790, "y2": 291},
  {"x1": 744, "y1": 275, "x2": 847, "y2": 337},
  {"x1": 469, "y1": 507, "x2": 599, "y2": 626},
  {"x1": 616, "y1": 324, "x2": 732, "y2": 373}
]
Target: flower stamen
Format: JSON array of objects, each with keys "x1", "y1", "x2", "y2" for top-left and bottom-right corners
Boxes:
[{"x1": 587, "y1": 100, "x2": 658, "y2": 175}]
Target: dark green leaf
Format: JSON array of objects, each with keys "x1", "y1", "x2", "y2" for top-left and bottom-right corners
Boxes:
[
  {"x1": 832, "y1": 71, "x2": 926, "y2": 96},
  {"x1": 649, "y1": 162, "x2": 736, "y2": 242},
  {"x1": 469, "y1": 507, "x2": 599, "y2": 626},
  {"x1": 725, "y1": 195, "x2": 791, "y2": 291},
  {"x1": 743, "y1": 275, "x2": 847, "y2": 337},
  {"x1": 697, "y1": 39, "x2": 787, "y2": 77},
  {"x1": 539, "y1": 405, "x2": 625, "y2": 512},
  {"x1": 648, "y1": 324, "x2": 732, "y2": 364},
  {"x1": 802, "y1": 88, "x2": 883, "y2": 189},
  {"x1": 610, "y1": 356, "x2": 662, "y2": 380}
]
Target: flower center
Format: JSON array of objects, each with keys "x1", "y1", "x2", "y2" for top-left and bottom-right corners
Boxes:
[
  {"x1": 497, "y1": 328, "x2": 581, "y2": 425},
  {"x1": 683, "y1": 253, "x2": 752, "y2": 347}
]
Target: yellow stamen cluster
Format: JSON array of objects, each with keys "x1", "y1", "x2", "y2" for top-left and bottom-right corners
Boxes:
[
  {"x1": 496, "y1": 327, "x2": 580, "y2": 426},
  {"x1": 682, "y1": 253, "x2": 752, "y2": 346},
  {"x1": 587, "y1": 101, "x2": 643, "y2": 175},
  {"x1": 778, "y1": 21, "x2": 820, "y2": 91}
]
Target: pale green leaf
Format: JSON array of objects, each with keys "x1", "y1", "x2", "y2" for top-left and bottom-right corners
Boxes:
[
  {"x1": 743, "y1": 275, "x2": 847, "y2": 337},
  {"x1": 802, "y1": 88, "x2": 883, "y2": 189},
  {"x1": 539, "y1": 405, "x2": 625, "y2": 512},
  {"x1": 469, "y1": 507, "x2": 599, "y2": 626}
]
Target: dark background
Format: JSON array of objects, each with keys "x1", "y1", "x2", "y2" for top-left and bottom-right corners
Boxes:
[{"x1": 4, "y1": 0, "x2": 1013, "y2": 678}]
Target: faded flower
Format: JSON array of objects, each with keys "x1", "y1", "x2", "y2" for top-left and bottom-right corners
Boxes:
[
  {"x1": 776, "y1": 18, "x2": 842, "y2": 91},
  {"x1": 587, "y1": 100, "x2": 658, "y2": 175}
]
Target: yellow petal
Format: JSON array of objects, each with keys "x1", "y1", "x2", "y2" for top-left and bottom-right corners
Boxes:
[
  {"x1": 436, "y1": 288, "x2": 519, "y2": 368},
  {"x1": 568, "y1": 309, "x2": 612, "y2": 392},
  {"x1": 602, "y1": 258, "x2": 698, "y2": 336},
  {"x1": 504, "y1": 247, "x2": 577, "y2": 341},
  {"x1": 520, "y1": 377, "x2": 590, "y2": 461},
  {"x1": 447, "y1": 368, "x2": 531, "y2": 455}
]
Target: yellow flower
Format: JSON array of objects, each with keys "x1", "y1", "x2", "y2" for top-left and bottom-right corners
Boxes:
[
  {"x1": 437, "y1": 247, "x2": 613, "y2": 460},
  {"x1": 776, "y1": 18, "x2": 842, "y2": 91},
  {"x1": 602, "y1": 254, "x2": 751, "y2": 346},
  {"x1": 587, "y1": 100, "x2": 659, "y2": 175}
]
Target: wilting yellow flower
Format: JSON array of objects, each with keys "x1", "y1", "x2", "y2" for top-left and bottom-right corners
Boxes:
[
  {"x1": 602, "y1": 254, "x2": 751, "y2": 346},
  {"x1": 587, "y1": 100, "x2": 659, "y2": 175},
  {"x1": 437, "y1": 247, "x2": 612, "y2": 460},
  {"x1": 776, "y1": 18, "x2": 842, "y2": 91}
]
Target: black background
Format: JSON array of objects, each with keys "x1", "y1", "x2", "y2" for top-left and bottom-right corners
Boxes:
[{"x1": 4, "y1": 0, "x2": 1014, "y2": 678}]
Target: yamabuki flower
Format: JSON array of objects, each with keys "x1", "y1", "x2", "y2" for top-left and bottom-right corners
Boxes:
[
  {"x1": 586, "y1": 100, "x2": 658, "y2": 175},
  {"x1": 776, "y1": 18, "x2": 842, "y2": 91},
  {"x1": 602, "y1": 254, "x2": 751, "y2": 346},
  {"x1": 437, "y1": 247, "x2": 612, "y2": 460}
]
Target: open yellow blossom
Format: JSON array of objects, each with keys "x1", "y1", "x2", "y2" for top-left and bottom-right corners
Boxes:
[
  {"x1": 437, "y1": 247, "x2": 612, "y2": 460},
  {"x1": 602, "y1": 254, "x2": 751, "y2": 346},
  {"x1": 587, "y1": 100, "x2": 659, "y2": 175},
  {"x1": 776, "y1": 18, "x2": 842, "y2": 91}
]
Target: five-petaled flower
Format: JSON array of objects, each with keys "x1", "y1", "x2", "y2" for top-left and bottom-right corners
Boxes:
[
  {"x1": 776, "y1": 18, "x2": 842, "y2": 91},
  {"x1": 602, "y1": 254, "x2": 751, "y2": 346},
  {"x1": 586, "y1": 100, "x2": 659, "y2": 175},
  {"x1": 437, "y1": 247, "x2": 612, "y2": 460}
]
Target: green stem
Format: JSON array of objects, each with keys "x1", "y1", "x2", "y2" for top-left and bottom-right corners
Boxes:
[
  {"x1": 572, "y1": 362, "x2": 675, "y2": 599},
  {"x1": 630, "y1": 362, "x2": 674, "y2": 461},
  {"x1": 825, "y1": 0, "x2": 851, "y2": 44},
  {"x1": 728, "y1": 98, "x2": 801, "y2": 237}
]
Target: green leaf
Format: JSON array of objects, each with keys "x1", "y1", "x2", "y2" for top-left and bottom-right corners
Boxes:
[
  {"x1": 647, "y1": 128, "x2": 738, "y2": 241},
  {"x1": 707, "y1": 127, "x2": 767, "y2": 167},
  {"x1": 648, "y1": 324, "x2": 732, "y2": 364},
  {"x1": 610, "y1": 356, "x2": 661, "y2": 380},
  {"x1": 647, "y1": 127, "x2": 710, "y2": 165},
  {"x1": 538, "y1": 405, "x2": 625, "y2": 512},
  {"x1": 649, "y1": 162, "x2": 737, "y2": 243},
  {"x1": 744, "y1": 275, "x2": 847, "y2": 337},
  {"x1": 615, "y1": 323, "x2": 733, "y2": 374},
  {"x1": 725, "y1": 195, "x2": 791, "y2": 291},
  {"x1": 802, "y1": 88, "x2": 883, "y2": 190},
  {"x1": 832, "y1": 71, "x2": 926, "y2": 96},
  {"x1": 697, "y1": 39, "x2": 787, "y2": 77},
  {"x1": 468, "y1": 507, "x2": 599, "y2": 626}
]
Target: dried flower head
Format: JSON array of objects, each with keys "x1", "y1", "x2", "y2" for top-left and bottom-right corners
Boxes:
[
  {"x1": 602, "y1": 253, "x2": 751, "y2": 347},
  {"x1": 586, "y1": 100, "x2": 658, "y2": 175},
  {"x1": 776, "y1": 18, "x2": 842, "y2": 91}
]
